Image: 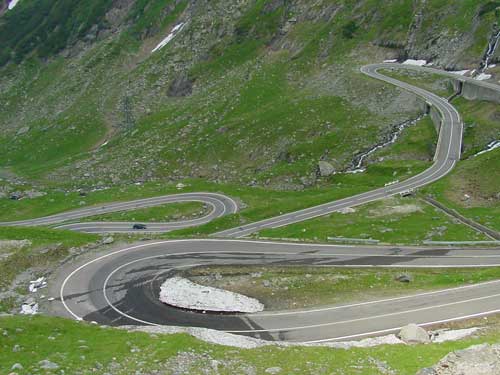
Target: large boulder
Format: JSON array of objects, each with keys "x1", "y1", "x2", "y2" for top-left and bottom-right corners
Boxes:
[
  {"x1": 317, "y1": 161, "x2": 336, "y2": 177},
  {"x1": 398, "y1": 324, "x2": 430, "y2": 344},
  {"x1": 417, "y1": 344, "x2": 500, "y2": 375}
]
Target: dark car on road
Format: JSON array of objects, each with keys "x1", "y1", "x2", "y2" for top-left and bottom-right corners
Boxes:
[{"x1": 132, "y1": 224, "x2": 147, "y2": 230}]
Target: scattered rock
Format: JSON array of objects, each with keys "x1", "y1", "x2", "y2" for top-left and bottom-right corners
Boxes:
[
  {"x1": 11, "y1": 363, "x2": 23, "y2": 371},
  {"x1": 417, "y1": 343, "x2": 500, "y2": 375},
  {"x1": 9, "y1": 191, "x2": 23, "y2": 200},
  {"x1": 265, "y1": 367, "x2": 282, "y2": 374},
  {"x1": 338, "y1": 207, "x2": 356, "y2": 214},
  {"x1": 395, "y1": 274, "x2": 412, "y2": 283},
  {"x1": 16, "y1": 126, "x2": 30, "y2": 136},
  {"x1": 23, "y1": 190, "x2": 46, "y2": 199},
  {"x1": 38, "y1": 360, "x2": 59, "y2": 370},
  {"x1": 102, "y1": 236, "x2": 114, "y2": 245},
  {"x1": 317, "y1": 161, "x2": 336, "y2": 177},
  {"x1": 398, "y1": 324, "x2": 430, "y2": 344},
  {"x1": 0, "y1": 240, "x2": 31, "y2": 251}
]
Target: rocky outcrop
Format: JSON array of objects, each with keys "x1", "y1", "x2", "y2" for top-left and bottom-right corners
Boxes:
[
  {"x1": 417, "y1": 343, "x2": 500, "y2": 375},
  {"x1": 168, "y1": 72, "x2": 194, "y2": 97}
]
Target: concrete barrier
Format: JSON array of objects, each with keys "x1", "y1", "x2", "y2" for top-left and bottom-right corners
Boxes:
[
  {"x1": 452, "y1": 79, "x2": 500, "y2": 103},
  {"x1": 428, "y1": 104, "x2": 442, "y2": 134}
]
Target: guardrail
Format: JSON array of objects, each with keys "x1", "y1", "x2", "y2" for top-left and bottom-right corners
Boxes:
[
  {"x1": 327, "y1": 237, "x2": 380, "y2": 244},
  {"x1": 423, "y1": 240, "x2": 500, "y2": 245}
]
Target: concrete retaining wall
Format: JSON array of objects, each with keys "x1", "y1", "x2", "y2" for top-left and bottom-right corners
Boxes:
[
  {"x1": 428, "y1": 104, "x2": 442, "y2": 133},
  {"x1": 452, "y1": 79, "x2": 500, "y2": 103}
]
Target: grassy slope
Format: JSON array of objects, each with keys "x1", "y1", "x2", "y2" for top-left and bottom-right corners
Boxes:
[
  {"x1": 1, "y1": 315, "x2": 500, "y2": 374},
  {"x1": 0, "y1": 227, "x2": 97, "y2": 290},
  {"x1": 1, "y1": 0, "x2": 496, "y2": 184},
  {"x1": 185, "y1": 265, "x2": 500, "y2": 310},
  {"x1": 256, "y1": 115, "x2": 486, "y2": 244},
  {"x1": 259, "y1": 196, "x2": 487, "y2": 244}
]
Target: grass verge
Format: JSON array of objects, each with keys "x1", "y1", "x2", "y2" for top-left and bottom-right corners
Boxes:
[
  {"x1": 1, "y1": 314, "x2": 500, "y2": 374},
  {"x1": 79, "y1": 201, "x2": 209, "y2": 223},
  {"x1": 257, "y1": 196, "x2": 488, "y2": 245}
]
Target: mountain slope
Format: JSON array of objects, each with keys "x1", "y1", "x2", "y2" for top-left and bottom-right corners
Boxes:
[{"x1": 0, "y1": 0, "x2": 498, "y2": 189}]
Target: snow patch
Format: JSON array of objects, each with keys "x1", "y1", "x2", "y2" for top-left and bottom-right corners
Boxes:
[
  {"x1": 8, "y1": 0, "x2": 21, "y2": 10},
  {"x1": 450, "y1": 70, "x2": 470, "y2": 76},
  {"x1": 159, "y1": 276, "x2": 265, "y2": 313},
  {"x1": 475, "y1": 73, "x2": 492, "y2": 81},
  {"x1": 403, "y1": 59, "x2": 427, "y2": 66},
  {"x1": 20, "y1": 298, "x2": 38, "y2": 315},
  {"x1": 152, "y1": 23, "x2": 185, "y2": 53},
  {"x1": 474, "y1": 140, "x2": 500, "y2": 157},
  {"x1": 431, "y1": 328, "x2": 481, "y2": 343},
  {"x1": 383, "y1": 59, "x2": 398, "y2": 63},
  {"x1": 122, "y1": 326, "x2": 480, "y2": 349},
  {"x1": 29, "y1": 277, "x2": 47, "y2": 293}
]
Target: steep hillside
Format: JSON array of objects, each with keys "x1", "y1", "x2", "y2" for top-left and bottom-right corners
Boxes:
[{"x1": 0, "y1": 0, "x2": 499, "y2": 191}]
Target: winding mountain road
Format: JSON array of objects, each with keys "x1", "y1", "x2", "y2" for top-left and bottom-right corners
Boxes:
[{"x1": 6, "y1": 64, "x2": 500, "y2": 343}]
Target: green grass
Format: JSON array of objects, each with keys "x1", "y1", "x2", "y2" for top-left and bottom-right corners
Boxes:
[
  {"x1": 0, "y1": 226, "x2": 97, "y2": 290},
  {"x1": 80, "y1": 201, "x2": 208, "y2": 223},
  {"x1": 185, "y1": 265, "x2": 500, "y2": 311},
  {"x1": 259, "y1": 196, "x2": 488, "y2": 245},
  {"x1": 1, "y1": 314, "x2": 500, "y2": 374},
  {"x1": 374, "y1": 116, "x2": 437, "y2": 161},
  {"x1": 423, "y1": 148, "x2": 500, "y2": 231}
]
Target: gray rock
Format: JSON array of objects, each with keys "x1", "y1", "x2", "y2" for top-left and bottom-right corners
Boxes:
[
  {"x1": 11, "y1": 363, "x2": 23, "y2": 370},
  {"x1": 395, "y1": 274, "x2": 412, "y2": 283},
  {"x1": 416, "y1": 368, "x2": 436, "y2": 375},
  {"x1": 12, "y1": 344, "x2": 21, "y2": 352},
  {"x1": 38, "y1": 360, "x2": 59, "y2": 370},
  {"x1": 16, "y1": 126, "x2": 30, "y2": 136},
  {"x1": 102, "y1": 236, "x2": 114, "y2": 245},
  {"x1": 417, "y1": 344, "x2": 500, "y2": 375},
  {"x1": 317, "y1": 161, "x2": 335, "y2": 177},
  {"x1": 23, "y1": 190, "x2": 46, "y2": 199},
  {"x1": 398, "y1": 324, "x2": 430, "y2": 344},
  {"x1": 265, "y1": 367, "x2": 282, "y2": 374},
  {"x1": 9, "y1": 191, "x2": 23, "y2": 200}
]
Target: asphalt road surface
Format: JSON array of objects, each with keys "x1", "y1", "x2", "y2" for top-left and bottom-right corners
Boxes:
[
  {"x1": 52, "y1": 239, "x2": 500, "y2": 343},
  {"x1": 1, "y1": 192, "x2": 238, "y2": 233},
  {"x1": 6, "y1": 64, "x2": 500, "y2": 342}
]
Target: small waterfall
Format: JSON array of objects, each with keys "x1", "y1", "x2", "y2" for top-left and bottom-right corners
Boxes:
[
  {"x1": 343, "y1": 115, "x2": 426, "y2": 174},
  {"x1": 480, "y1": 29, "x2": 500, "y2": 73}
]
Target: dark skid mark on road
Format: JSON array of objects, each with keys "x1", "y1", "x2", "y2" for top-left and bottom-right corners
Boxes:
[
  {"x1": 410, "y1": 249, "x2": 451, "y2": 257},
  {"x1": 328, "y1": 255, "x2": 421, "y2": 266}
]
